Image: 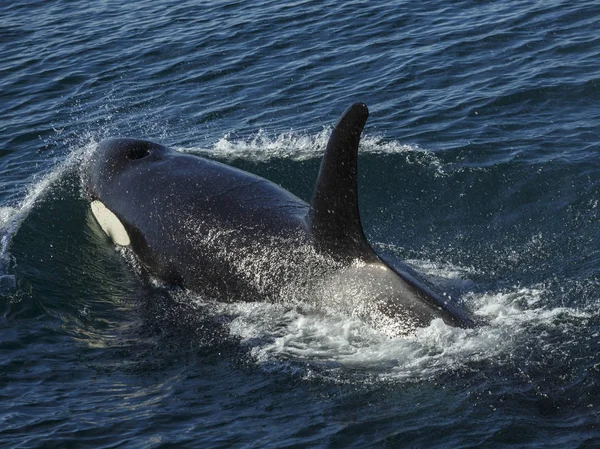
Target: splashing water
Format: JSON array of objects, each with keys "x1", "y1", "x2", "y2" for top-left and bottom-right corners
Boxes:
[
  {"x1": 0, "y1": 139, "x2": 99, "y2": 294},
  {"x1": 174, "y1": 261, "x2": 586, "y2": 383},
  {"x1": 178, "y1": 128, "x2": 429, "y2": 163}
]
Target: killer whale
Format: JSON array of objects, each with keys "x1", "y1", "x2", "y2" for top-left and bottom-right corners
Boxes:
[{"x1": 85, "y1": 103, "x2": 473, "y2": 336}]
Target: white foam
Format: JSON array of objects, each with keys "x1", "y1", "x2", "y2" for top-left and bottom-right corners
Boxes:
[
  {"x1": 177, "y1": 129, "x2": 430, "y2": 163},
  {"x1": 198, "y1": 277, "x2": 587, "y2": 382}
]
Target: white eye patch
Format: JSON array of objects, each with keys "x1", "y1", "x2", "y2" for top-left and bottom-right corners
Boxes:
[{"x1": 90, "y1": 200, "x2": 131, "y2": 246}]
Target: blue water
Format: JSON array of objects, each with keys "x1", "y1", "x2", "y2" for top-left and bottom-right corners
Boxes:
[{"x1": 2, "y1": 0, "x2": 600, "y2": 447}]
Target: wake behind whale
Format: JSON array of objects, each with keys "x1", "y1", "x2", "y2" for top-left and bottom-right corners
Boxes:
[{"x1": 84, "y1": 104, "x2": 473, "y2": 336}]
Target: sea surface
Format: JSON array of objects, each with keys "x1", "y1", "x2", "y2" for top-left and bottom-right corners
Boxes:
[{"x1": 2, "y1": 1, "x2": 600, "y2": 447}]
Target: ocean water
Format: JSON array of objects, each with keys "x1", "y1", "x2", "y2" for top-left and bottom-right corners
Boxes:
[{"x1": 2, "y1": 0, "x2": 600, "y2": 447}]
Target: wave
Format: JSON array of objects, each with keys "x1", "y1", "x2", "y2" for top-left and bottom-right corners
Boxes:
[{"x1": 0, "y1": 138, "x2": 98, "y2": 295}]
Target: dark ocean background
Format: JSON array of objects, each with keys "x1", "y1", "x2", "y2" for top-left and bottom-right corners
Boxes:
[{"x1": 2, "y1": 1, "x2": 600, "y2": 447}]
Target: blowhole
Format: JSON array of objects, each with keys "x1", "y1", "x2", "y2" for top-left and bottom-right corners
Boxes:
[{"x1": 127, "y1": 145, "x2": 151, "y2": 160}]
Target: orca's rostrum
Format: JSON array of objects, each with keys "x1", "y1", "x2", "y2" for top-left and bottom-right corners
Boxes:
[{"x1": 85, "y1": 103, "x2": 473, "y2": 336}]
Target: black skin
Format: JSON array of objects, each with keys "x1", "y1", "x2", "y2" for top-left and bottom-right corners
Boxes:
[{"x1": 85, "y1": 104, "x2": 474, "y2": 334}]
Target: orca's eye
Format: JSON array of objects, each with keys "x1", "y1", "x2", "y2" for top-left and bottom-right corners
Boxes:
[{"x1": 127, "y1": 145, "x2": 150, "y2": 160}]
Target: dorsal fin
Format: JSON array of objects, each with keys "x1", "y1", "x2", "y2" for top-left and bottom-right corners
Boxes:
[{"x1": 309, "y1": 103, "x2": 377, "y2": 262}]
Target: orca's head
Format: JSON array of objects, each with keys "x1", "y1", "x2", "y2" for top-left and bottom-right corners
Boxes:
[
  {"x1": 84, "y1": 138, "x2": 171, "y2": 248},
  {"x1": 86, "y1": 138, "x2": 167, "y2": 198}
]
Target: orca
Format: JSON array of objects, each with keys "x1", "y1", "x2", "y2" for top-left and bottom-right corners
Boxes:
[{"x1": 85, "y1": 103, "x2": 473, "y2": 336}]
